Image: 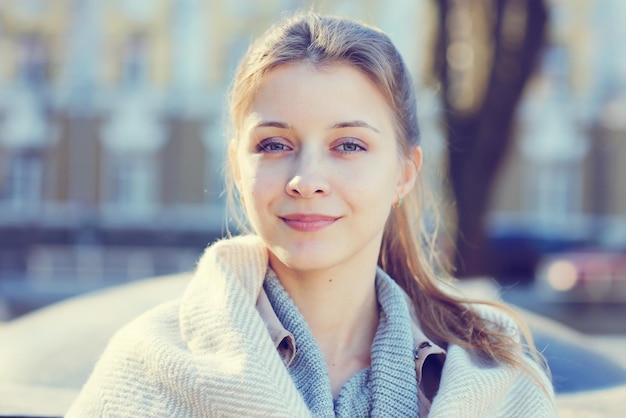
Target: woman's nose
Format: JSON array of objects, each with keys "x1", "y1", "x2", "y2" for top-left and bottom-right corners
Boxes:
[{"x1": 286, "y1": 154, "x2": 330, "y2": 198}]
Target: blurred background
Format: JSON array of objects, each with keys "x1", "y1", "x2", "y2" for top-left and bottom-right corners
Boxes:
[{"x1": 0, "y1": 0, "x2": 625, "y2": 334}]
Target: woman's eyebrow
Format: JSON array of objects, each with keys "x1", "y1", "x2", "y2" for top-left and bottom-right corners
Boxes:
[
  {"x1": 254, "y1": 120, "x2": 292, "y2": 130},
  {"x1": 330, "y1": 120, "x2": 380, "y2": 133}
]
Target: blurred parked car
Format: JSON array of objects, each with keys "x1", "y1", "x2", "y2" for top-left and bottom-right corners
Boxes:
[
  {"x1": 485, "y1": 215, "x2": 591, "y2": 284},
  {"x1": 535, "y1": 249, "x2": 626, "y2": 302}
]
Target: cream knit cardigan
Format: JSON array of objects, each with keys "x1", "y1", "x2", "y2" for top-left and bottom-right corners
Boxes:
[{"x1": 66, "y1": 235, "x2": 557, "y2": 417}]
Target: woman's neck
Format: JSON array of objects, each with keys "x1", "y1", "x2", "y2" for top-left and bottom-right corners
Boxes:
[{"x1": 269, "y1": 254, "x2": 380, "y2": 396}]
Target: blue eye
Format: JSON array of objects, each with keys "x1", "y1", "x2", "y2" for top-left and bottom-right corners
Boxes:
[
  {"x1": 257, "y1": 139, "x2": 291, "y2": 153},
  {"x1": 340, "y1": 143, "x2": 360, "y2": 152},
  {"x1": 335, "y1": 141, "x2": 365, "y2": 153}
]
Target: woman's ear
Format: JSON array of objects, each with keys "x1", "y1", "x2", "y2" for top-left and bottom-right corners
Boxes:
[
  {"x1": 412, "y1": 146, "x2": 423, "y2": 173},
  {"x1": 396, "y1": 146, "x2": 422, "y2": 198}
]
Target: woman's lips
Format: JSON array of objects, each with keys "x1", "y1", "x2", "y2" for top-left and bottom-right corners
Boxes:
[{"x1": 280, "y1": 214, "x2": 339, "y2": 232}]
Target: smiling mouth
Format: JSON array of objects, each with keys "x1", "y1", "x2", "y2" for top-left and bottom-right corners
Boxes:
[{"x1": 280, "y1": 214, "x2": 339, "y2": 232}]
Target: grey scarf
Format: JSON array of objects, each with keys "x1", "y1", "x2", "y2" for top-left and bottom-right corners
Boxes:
[{"x1": 263, "y1": 268, "x2": 420, "y2": 417}]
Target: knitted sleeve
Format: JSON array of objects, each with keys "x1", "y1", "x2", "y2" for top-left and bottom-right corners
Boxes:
[
  {"x1": 427, "y1": 344, "x2": 557, "y2": 418},
  {"x1": 65, "y1": 301, "x2": 217, "y2": 417},
  {"x1": 66, "y1": 235, "x2": 312, "y2": 418},
  {"x1": 426, "y1": 304, "x2": 557, "y2": 418}
]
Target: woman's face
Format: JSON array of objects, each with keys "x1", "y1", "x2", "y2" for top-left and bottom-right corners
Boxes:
[{"x1": 231, "y1": 62, "x2": 418, "y2": 275}]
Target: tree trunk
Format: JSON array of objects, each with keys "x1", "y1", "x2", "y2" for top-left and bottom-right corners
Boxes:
[{"x1": 434, "y1": 0, "x2": 548, "y2": 277}]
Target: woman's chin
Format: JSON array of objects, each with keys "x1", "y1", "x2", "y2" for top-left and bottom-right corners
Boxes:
[{"x1": 268, "y1": 245, "x2": 339, "y2": 274}]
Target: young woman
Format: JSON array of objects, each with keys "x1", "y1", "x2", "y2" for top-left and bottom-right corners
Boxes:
[{"x1": 68, "y1": 12, "x2": 556, "y2": 417}]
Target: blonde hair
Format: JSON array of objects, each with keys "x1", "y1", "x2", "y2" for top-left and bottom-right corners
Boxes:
[{"x1": 225, "y1": 11, "x2": 548, "y2": 380}]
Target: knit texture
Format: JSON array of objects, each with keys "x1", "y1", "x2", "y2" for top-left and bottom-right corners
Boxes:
[
  {"x1": 67, "y1": 235, "x2": 311, "y2": 418},
  {"x1": 263, "y1": 270, "x2": 338, "y2": 416},
  {"x1": 264, "y1": 268, "x2": 419, "y2": 417},
  {"x1": 66, "y1": 234, "x2": 557, "y2": 417},
  {"x1": 370, "y1": 270, "x2": 420, "y2": 416}
]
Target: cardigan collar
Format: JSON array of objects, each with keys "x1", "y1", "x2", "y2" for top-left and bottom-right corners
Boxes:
[{"x1": 254, "y1": 267, "x2": 447, "y2": 408}]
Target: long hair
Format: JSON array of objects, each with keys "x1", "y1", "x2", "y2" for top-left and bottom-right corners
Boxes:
[{"x1": 225, "y1": 11, "x2": 547, "y2": 380}]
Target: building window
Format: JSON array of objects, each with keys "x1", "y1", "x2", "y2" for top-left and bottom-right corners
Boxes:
[
  {"x1": 16, "y1": 33, "x2": 49, "y2": 89},
  {"x1": 523, "y1": 162, "x2": 582, "y2": 223},
  {"x1": 0, "y1": 149, "x2": 43, "y2": 210},
  {"x1": 121, "y1": 33, "x2": 149, "y2": 86},
  {"x1": 104, "y1": 152, "x2": 158, "y2": 217}
]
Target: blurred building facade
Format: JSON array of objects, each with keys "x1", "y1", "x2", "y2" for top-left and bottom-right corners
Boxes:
[{"x1": 488, "y1": 0, "x2": 626, "y2": 273}]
